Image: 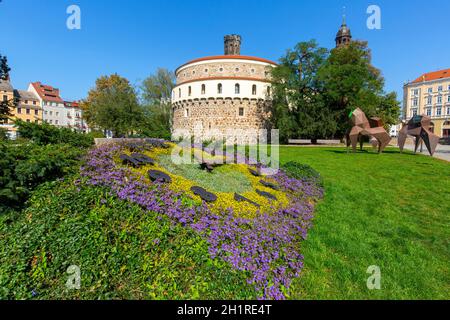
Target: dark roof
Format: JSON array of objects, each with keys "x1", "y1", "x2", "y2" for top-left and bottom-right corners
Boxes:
[
  {"x1": 336, "y1": 22, "x2": 352, "y2": 39},
  {"x1": 0, "y1": 79, "x2": 14, "y2": 92},
  {"x1": 14, "y1": 90, "x2": 40, "y2": 101}
]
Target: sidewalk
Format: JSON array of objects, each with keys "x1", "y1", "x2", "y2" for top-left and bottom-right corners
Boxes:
[{"x1": 400, "y1": 143, "x2": 450, "y2": 162}]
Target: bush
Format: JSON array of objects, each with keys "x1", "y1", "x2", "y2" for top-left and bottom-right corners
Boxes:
[
  {"x1": 0, "y1": 127, "x2": 8, "y2": 141},
  {"x1": 15, "y1": 120, "x2": 96, "y2": 148},
  {"x1": 0, "y1": 143, "x2": 83, "y2": 212},
  {"x1": 0, "y1": 178, "x2": 255, "y2": 299},
  {"x1": 281, "y1": 161, "x2": 323, "y2": 187}
]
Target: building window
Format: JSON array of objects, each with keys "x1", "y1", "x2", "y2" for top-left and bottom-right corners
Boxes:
[
  {"x1": 217, "y1": 83, "x2": 222, "y2": 94},
  {"x1": 267, "y1": 86, "x2": 271, "y2": 96},
  {"x1": 184, "y1": 108, "x2": 189, "y2": 117},
  {"x1": 447, "y1": 107, "x2": 450, "y2": 115},
  {"x1": 235, "y1": 68, "x2": 240, "y2": 72},
  {"x1": 428, "y1": 87, "x2": 433, "y2": 93},
  {"x1": 26, "y1": 119, "x2": 30, "y2": 123},
  {"x1": 188, "y1": 86, "x2": 192, "y2": 96},
  {"x1": 438, "y1": 86, "x2": 443, "y2": 92},
  {"x1": 251, "y1": 69, "x2": 255, "y2": 73},
  {"x1": 33, "y1": 101, "x2": 36, "y2": 105},
  {"x1": 437, "y1": 96, "x2": 442, "y2": 104},
  {"x1": 50, "y1": 111, "x2": 53, "y2": 116},
  {"x1": 427, "y1": 96, "x2": 432, "y2": 105},
  {"x1": 178, "y1": 88, "x2": 181, "y2": 98},
  {"x1": 235, "y1": 83, "x2": 240, "y2": 94},
  {"x1": 35, "y1": 120, "x2": 38, "y2": 124},
  {"x1": 413, "y1": 98, "x2": 418, "y2": 107},
  {"x1": 55, "y1": 120, "x2": 59, "y2": 125},
  {"x1": 17, "y1": 107, "x2": 21, "y2": 114},
  {"x1": 204, "y1": 69, "x2": 208, "y2": 73},
  {"x1": 201, "y1": 84, "x2": 206, "y2": 95},
  {"x1": 412, "y1": 89, "x2": 418, "y2": 96},
  {"x1": 56, "y1": 112, "x2": 59, "y2": 116},
  {"x1": 252, "y1": 85, "x2": 257, "y2": 95},
  {"x1": 239, "y1": 107, "x2": 244, "y2": 116},
  {"x1": 426, "y1": 108, "x2": 432, "y2": 116},
  {"x1": 2, "y1": 95, "x2": 7, "y2": 102},
  {"x1": 219, "y1": 67, "x2": 223, "y2": 72},
  {"x1": 412, "y1": 109, "x2": 417, "y2": 117},
  {"x1": 26, "y1": 108, "x2": 30, "y2": 114},
  {"x1": 448, "y1": 95, "x2": 450, "y2": 103},
  {"x1": 436, "y1": 107, "x2": 442, "y2": 116},
  {"x1": 34, "y1": 109, "x2": 38, "y2": 115}
]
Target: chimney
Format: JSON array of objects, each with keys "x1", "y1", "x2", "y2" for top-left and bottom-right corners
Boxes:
[{"x1": 224, "y1": 34, "x2": 241, "y2": 55}]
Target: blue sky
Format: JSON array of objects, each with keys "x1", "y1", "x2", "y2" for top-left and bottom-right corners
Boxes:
[{"x1": 1, "y1": 0, "x2": 449, "y2": 101}]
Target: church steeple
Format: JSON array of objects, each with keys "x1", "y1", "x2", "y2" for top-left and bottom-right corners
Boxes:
[{"x1": 335, "y1": 9, "x2": 352, "y2": 48}]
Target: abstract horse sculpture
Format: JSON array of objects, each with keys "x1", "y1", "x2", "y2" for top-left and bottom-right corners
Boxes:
[
  {"x1": 346, "y1": 108, "x2": 391, "y2": 154},
  {"x1": 398, "y1": 115, "x2": 440, "y2": 156}
]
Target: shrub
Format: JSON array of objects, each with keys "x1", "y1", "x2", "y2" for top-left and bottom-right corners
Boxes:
[
  {"x1": 15, "y1": 120, "x2": 96, "y2": 148},
  {"x1": 281, "y1": 161, "x2": 323, "y2": 187},
  {"x1": 0, "y1": 177, "x2": 254, "y2": 299},
  {"x1": 0, "y1": 127, "x2": 8, "y2": 141},
  {"x1": 0, "y1": 143, "x2": 83, "y2": 212}
]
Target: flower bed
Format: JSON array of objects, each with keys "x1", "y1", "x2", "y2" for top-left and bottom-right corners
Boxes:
[{"x1": 80, "y1": 140, "x2": 323, "y2": 299}]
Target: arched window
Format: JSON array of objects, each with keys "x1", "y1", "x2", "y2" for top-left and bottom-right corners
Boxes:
[
  {"x1": 235, "y1": 83, "x2": 240, "y2": 94},
  {"x1": 267, "y1": 86, "x2": 271, "y2": 96},
  {"x1": 217, "y1": 83, "x2": 222, "y2": 94},
  {"x1": 178, "y1": 88, "x2": 181, "y2": 98},
  {"x1": 252, "y1": 84, "x2": 257, "y2": 95},
  {"x1": 201, "y1": 84, "x2": 206, "y2": 95},
  {"x1": 188, "y1": 86, "x2": 192, "y2": 96}
]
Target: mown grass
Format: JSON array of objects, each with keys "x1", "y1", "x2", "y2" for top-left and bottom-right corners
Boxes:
[{"x1": 279, "y1": 146, "x2": 450, "y2": 300}]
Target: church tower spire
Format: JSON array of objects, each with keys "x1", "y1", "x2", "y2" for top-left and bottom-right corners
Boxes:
[{"x1": 335, "y1": 8, "x2": 352, "y2": 48}]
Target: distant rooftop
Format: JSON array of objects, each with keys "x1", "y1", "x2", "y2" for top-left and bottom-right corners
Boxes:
[
  {"x1": 31, "y1": 81, "x2": 64, "y2": 103},
  {"x1": 411, "y1": 68, "x2": 450, "y2": 84},
  {"x1": 0, "y1": 79, "x2": 14, "y2": 92}
]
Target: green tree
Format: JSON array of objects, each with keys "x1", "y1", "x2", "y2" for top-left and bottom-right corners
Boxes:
[
  {"x1": 140, "y1": 68, "x2": 175, "y2": 139},
  {"x1": 82, "y1": 74, "x2": 142, "y2": 137},
  {"x1": 318, "y1": 41, "x2": 400, "y2": 137},
  {"x1": 0, "y1": 54, "x2": 14, "y2": 124},
  {"x1": 271, "y1": 40, "x2": 336, "y2": 143}
]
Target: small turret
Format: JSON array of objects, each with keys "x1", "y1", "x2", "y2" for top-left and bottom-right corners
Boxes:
[{"x1": 224, "y1": 34, "x2": 242, "y2": 55}]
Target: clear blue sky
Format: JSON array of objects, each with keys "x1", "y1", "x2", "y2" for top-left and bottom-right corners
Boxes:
[{"x1": 1, "y1": 0, "x2": 449, "y2": 101}]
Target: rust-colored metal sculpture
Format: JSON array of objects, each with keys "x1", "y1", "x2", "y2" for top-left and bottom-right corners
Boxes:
[
  {"x1": 346, "y1": 108, "x2": 391, "y2": 153},
  {"x1": 398, "y1": 115, "x2": 440, "y2": 156}
]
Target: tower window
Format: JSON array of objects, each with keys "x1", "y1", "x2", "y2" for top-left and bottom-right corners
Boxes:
[
  {"x1": 238, "y1": 107, "x2": 244, "y2": 116},
  {"x1": 252, "y1": 85, "x2": 257, "y2": 95},
  {"x1": 201, "y1": 84, "x2": 206, "y2": 94},
  {"x1": 217, "y1": 83, "x2": 222, "y2": 94},
  {"x1": 267, "y1": 86, "x2": 271, "y2": 96},
  {"x1": 178, "y1": 88, "x2": 181, "y2": 98},
  {"x1": 188, "y1": 86, "x2": 192, "y2": 96},
  {"x1": 235, "y1": 83, "x2": 240, "y2": 94},
  {"x1": 184, "y1": 108, "x2": 189, "y2": 117}
]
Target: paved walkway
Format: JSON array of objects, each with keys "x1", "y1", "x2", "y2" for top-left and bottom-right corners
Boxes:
[{"x1": 400, "y1": 143, "x2": 450, "y2": 162}]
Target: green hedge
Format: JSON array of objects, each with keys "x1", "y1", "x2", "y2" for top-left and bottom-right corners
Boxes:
[
  {"x1": 15, "y1": 120, "x2": 100, "y2": 148},
  {"x1": 0, "y1": 178, "x2": 255, "y2": 299},
  {"x1": 281, "y1": 161, "x2": 324, "y2": 187},
  {"x1": 0, "y1": 143, "x2": 83, "y2": 212}
]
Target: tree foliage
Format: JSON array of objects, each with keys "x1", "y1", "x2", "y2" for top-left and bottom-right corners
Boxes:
[
  {"x1": 0, "y1": 54, "x2": 14, "y2": 124},
  {"x1": 271, "y1": 40, "x2": 401, "y2": 142},
  {"x1": 271, "y1": 41, "x2": 336, "y2": 143},
  {"x1": 81, "y1": 74, "x2": 142, "y2": 137},
  {"x1": 140, "y1": 68, "x2": 175, "y2": 139}
]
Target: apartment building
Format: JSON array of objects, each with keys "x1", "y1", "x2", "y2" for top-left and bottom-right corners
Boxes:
[
  {"x1": 403, "y1": 68, "x2": 450, "y2": 137},
  {"x1": 28, "y1": 82, "x2": 65, "y2": 127},
  {"x1": 64, "y1": 100, "x2": 88, "y2": 133}
]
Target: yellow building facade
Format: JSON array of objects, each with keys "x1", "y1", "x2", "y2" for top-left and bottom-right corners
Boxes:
[
  {"x1": 403, "y1": 68, "x2": 450, "y2": 137},
  {"x1": 0, "y1": 80, "x2": 42, "y2": 138}
]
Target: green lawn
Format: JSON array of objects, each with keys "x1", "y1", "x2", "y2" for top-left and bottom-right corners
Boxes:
[{"x1": 279, "y1": 146, "x2": 450, "y2": 299}]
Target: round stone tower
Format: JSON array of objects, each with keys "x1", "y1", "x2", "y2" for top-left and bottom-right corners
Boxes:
[{"x1": 171, "y1": 35, "x2": 277, "y2": 142}]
